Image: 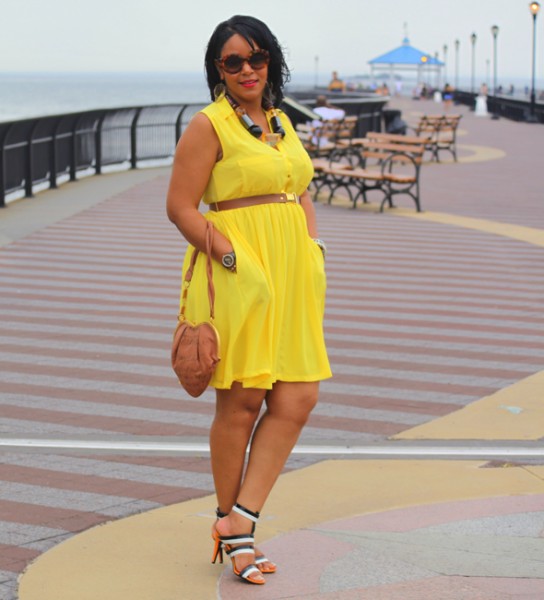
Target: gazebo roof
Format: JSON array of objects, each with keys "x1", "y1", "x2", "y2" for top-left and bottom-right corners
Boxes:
[{"x1": 369, "y1": 38, "x2": 443, "y2": 66}]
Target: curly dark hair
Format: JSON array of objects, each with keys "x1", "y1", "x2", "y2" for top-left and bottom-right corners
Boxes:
[{"x1": 204, "y1": 15, "x2": 291, "y2": 107}]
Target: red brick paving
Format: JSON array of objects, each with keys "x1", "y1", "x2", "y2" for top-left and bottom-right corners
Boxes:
[{"x1": 1, "y1": 97, "x2": 544, "y2": 594}]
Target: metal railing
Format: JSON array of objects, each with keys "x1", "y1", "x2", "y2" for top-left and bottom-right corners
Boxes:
[
  {"x1": 454, "y1": 90, "x2": 544, "y2": 123},
  {"x1": 0, "y1": 95, "x2": 389, "y2": 207},
  {"x1": 288, "y1": 91, "x2": 388, "y2": 137},
  {"x1": 0, "y1": 103, "x2": 206, "y2": 207}
]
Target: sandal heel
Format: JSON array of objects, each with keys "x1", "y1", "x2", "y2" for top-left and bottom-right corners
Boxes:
[
  {"x1": 212, "y1": 503, "x2": 266, "y2": 585},
  {"x1": 211, "y1": 532, "x2": 223, "y2": 564}
]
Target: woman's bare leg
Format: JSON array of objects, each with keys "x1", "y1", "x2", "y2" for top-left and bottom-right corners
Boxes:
[
  {"x1": 210, "y1": 383, "x2": 265, "y2": 513},
  {"x1": 239, "y1": 381, "x2": 318, "y2": 508},
  {"x1": 215, "y1": 381, "x2": 319, "y2": 575},
  {"x1": 210, "y1": 383, "x2": 265, "y2": 582}
]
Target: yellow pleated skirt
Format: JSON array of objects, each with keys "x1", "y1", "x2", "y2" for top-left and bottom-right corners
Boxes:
[{"x1": 180, "y1": 202, "x2": 332, "y2": 390}]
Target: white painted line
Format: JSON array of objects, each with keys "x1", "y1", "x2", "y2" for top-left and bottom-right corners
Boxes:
[
  {"x1": 0, "y1": 438, "x2": 210, "y2": 453},
  {"x1": 0, "y1": 438, "x2": 543, "y2": 458}
]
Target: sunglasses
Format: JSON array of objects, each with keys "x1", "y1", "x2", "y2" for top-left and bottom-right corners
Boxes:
[{"x1": 216, "y1": 49, "x2": 270, "y2": 74}]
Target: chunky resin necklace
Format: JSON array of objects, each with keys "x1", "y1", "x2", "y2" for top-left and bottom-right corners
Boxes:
[{"x1": 224, "y1": 92, "x2": 285, "y2": 147}]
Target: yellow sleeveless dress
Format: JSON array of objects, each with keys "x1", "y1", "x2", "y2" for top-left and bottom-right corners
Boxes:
[{"x1": 180, "y1": 96, "x2": 332, "y2": 389}]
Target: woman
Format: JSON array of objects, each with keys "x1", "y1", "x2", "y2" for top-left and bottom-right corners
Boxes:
[{"x1": 166, "y1": 15, "x2": 331, "y2": 586}]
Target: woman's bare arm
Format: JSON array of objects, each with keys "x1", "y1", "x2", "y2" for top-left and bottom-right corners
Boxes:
[
  {"x1": 166, "y1": 113, "x2": 233, "y2": 261},
  {"x1": 299, "y1": 189, "x2": 318, "y2": 238}
]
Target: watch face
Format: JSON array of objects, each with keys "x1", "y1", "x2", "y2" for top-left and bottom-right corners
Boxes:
[{"x1": 222, "y1": 253, "x2": 235, "y2": 268}]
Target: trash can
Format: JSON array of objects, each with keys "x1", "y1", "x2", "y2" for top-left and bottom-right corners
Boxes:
[
  {"x1": 382, "y1": 109, "x2": 400, "y2": 130},
  {"x1": 382, "y1": 109, "x2": 407, "y2": 134}
]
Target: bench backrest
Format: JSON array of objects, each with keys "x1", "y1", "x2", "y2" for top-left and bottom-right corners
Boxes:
[
  {"x1": 297, "y1": 116, "x2": 358, "y2": 155},
  {"x1": 296, "y1": 122, "x2": 336, "y2": 155},
  {"x1": 361, "y1": 140, "x2": 424, "y2": 166},
  {"x1": 415, "y1": 114, "x2": 462, "y2": 137},
  {"x1": 334, "y1": 116, "x2": 358, "y2": 142},
  {"x1": 366, "y1": 131, "x2": 429, "y2": 146}
]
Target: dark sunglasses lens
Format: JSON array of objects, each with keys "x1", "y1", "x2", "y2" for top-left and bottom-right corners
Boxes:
[
  {"x1": 223, "y1": 55, "x2": 244, "y2": 73},
  {"x1": 249, "y1": 51, "x2": 269, "y2": 69}
]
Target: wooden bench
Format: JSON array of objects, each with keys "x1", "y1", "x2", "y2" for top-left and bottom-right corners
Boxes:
[
  {"x1": 365, "y1": 131, "x2": 430, "y2": 146},
  {"x1": 296, "y1": 121, "x2": 336, "y2": 157},
  {"x1": 311, "y1": 134, "x2": 426, "y2": 212},
  {"x1": 296, "y1": 115, "x2": 358, "y2": 159},
  {"x1": 413, "y1": 114, "x2": 462, "y2": 162}
]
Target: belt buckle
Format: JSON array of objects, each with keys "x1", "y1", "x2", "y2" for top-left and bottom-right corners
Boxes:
[{"x1": 283, "y1": 192, "x2": 298, "y2": 203}]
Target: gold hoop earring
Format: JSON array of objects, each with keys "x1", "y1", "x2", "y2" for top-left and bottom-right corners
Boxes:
[{"x1": 214, "y1": 82, "x2": 226, "y2": 102}]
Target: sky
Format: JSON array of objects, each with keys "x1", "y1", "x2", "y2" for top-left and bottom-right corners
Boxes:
[{"x1": 1, "y1": 0, "x2": 542, "y2": 84}]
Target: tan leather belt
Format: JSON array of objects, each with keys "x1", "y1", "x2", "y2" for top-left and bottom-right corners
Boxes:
[{"x1": 209, "y1": 193, "x2": 300, "y2": 212}]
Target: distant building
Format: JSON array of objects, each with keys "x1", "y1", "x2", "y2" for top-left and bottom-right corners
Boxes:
[{"x1": 368, "y1": 37, "x2": 444, "y2": 89}]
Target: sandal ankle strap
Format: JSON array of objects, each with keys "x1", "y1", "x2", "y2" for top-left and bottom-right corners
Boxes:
[
  {"x1": 216, "y1": 507, "x2": 228, "y2": 519},
  {"x1": 219, "y1": 533, "x2": 254, "y2": 544},
  {"x1": 225, "y1": 544, "x2": 255, "y2": 558},
  {"x1": 233, "y1": 502, "x2": 260, "y2": 523}
]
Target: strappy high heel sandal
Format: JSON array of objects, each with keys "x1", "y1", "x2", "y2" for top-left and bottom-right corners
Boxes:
[
  {"x1": 215, "y1": 507, "x2": 277, "y2": 574},
  {"x1": 212, "y1": 503, "x2": 265, "y2": 585}
]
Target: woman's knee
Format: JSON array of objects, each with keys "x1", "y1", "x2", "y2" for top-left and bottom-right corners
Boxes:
[
  {"x1": 267, "y1": 383, "x2": 319, "y2": 426},
  {"x1": 215, "y1": 385, "x2": 265, "y2": 427}
]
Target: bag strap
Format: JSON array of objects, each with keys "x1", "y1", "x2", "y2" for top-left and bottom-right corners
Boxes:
[{"x1": 179, "y1": 221, "x2": 215, "y2": 320}]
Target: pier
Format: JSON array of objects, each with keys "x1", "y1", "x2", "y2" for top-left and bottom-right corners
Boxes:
[{"x1": 1, "y1": 96, "x2": 543, "y2": 599}]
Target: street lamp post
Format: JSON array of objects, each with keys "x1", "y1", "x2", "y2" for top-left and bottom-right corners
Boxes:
[
  {"x1": 470, "y1": 32, "x2": 477, "y2": 94},
  {"x1": 491, "y1": 25, "x2": 499, "y2": 119},
  {"x1": 454, "y1": 39, "x2": 460, "y2": 89},
  {"x1": 491, "y1": 25, "x2": 499, "y2": 94},
  {"x1": 529, "y1": 2, "x2": 540, "y2": 121},
  {"x1": 443, "y1": 44, "x2": 448, "y2": 83},
  {"x1": 314, "y1": 55, "x2": 319, "y2": 89}
]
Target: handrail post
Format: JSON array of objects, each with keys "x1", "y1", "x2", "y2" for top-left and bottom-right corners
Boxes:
[
  {"x1": 70, "y1": 116, "x2": 81, "y2": 182},
  {"x1": 130, "y1": 108, "x2": 143, "y2": 169},
  {"x1": 25, "y1": 121, "x2": 39, "y2": 198},
  {"x1": 175, "y1": 105, "x2": 188, "y2": 143},
  {"x1": 50, "y1": 118, "x2": 60, "y2": 189},
  {"x1": 0, "y1": 143, "x2": 4, "y2": 207},
  {"x1": 0, "y1": 150, "x2": 5, "y2": 207},
  {"x1": 95, "y1": 112, "x2": 107, "y2": 175},
  {"x1": 0, "y1": 125, "x2": 10, "y2": 208}
]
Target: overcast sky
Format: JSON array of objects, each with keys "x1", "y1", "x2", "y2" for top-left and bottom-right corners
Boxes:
[{"x1": 2, "y1": 0, "x2": 542, "y2": 83}]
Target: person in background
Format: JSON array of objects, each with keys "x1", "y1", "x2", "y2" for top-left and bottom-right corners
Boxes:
[
  {"x1": 376, "y1": 82, "x2": 390, "y2": 96},
  {"x1": 311, "y1": 95, "x2": 346, "y2": 147},
  {"x1": 166, "y1": 14, "x2": 331, "y2": 587},
  {"x1": 328, "y1": 70, "x2": 346, "y2": 93},
  {"x1": 313, "y1": 95, "x2": 345, "y2": 121},
  {"x1": 443, "y1": 82, "x2": 454, "y2": 110}
]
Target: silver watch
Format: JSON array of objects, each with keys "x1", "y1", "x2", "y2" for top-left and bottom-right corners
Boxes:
[{"x1": 221, "y1": 251, "x2": 237, "y2": 272}]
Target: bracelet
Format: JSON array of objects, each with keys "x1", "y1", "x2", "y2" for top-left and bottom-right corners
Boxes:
[{"x1": 312, "y1": 238, "x2": 327, "y2": 257}]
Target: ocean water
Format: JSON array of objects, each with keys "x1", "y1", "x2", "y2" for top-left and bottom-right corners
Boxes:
[
  {"x1": 0, "y1": 71, "x2": 540, "y2": 123},
  {"x1": 0, "y1": 72, "x2": 213, "y2": 122},
  {"x1": 0, "y1": 71, "x2": 317, "y2": 123}
]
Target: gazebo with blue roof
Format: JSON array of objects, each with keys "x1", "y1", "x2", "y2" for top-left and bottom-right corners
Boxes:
[{"x1": 368, "y1": 36, "x2": 444, "y2": 89}]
